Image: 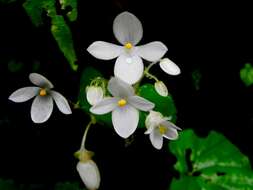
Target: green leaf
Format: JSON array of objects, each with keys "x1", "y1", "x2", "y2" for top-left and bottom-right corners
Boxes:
[
  {"x1": 240, "y1": 63, "x2": 253, "y2": 87},
  {"x1": 169, "y1": 129, "x2": 253, "y2": 190},
  {"x1": 138, "y1": 84, "x2": 177, "y2": 128},
  {"x1": 51, "y1": 15, "x2": 77, "y2": 71},
  {"x1": 78, "y1": 67, "x2": 112, "y2": 127},
  {"x1": 59, "y1": 0, "x2": 78, "y2": 21}
]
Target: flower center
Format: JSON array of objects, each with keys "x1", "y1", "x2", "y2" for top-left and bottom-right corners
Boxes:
[
  {"x1": 159, "y1": 125, "x2": 167, "y2": 135},
  {"x1": 39, "y1": 89, "x2": 47, "y2": 96},
  {"x1": 124, "y1": 42, "x2": 133, "y2": 49},
  {"x1": 118, "y1": 99, "x2": 127, "y2": 107}
]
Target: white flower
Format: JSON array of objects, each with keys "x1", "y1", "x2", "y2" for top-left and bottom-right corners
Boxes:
[
  {"x1": 9, "y1": 73, "x2": 72, "y2": 123},
  {"x1": 90, "y1": 77, "x2": 154, "y2": 138},
  {"x1": 154, "y1": 81, "x2": 168, "y2": 97},
  {"x1": 77, "y1": 160, "x2": 101, "y2": 190},
  {"x1": 159, "y1": 58, "x2": 181, "y2": 75},
  {"x1": 87, "y1": 11, "x2": 168, "y2": 85},
  {"x1": 145, "y1": 111, "x2": 181, "y2": 149},
  {"x1": 86, "y1": 86, "x2": 104, "y2": 105}
]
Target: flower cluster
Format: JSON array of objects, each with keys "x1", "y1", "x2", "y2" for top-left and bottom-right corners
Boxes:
[{"x1": 8, "y1": 11, "x2": 182, "y2": 190}]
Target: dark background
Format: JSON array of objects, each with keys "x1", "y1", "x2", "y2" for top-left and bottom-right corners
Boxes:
[{"x1": 1, "y1": 0, "x2": 253, "y2": 190}]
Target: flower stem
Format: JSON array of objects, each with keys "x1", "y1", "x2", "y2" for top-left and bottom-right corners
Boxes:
[{"x1": 80, "y1": 115, "x2": 96, "y2": 150}]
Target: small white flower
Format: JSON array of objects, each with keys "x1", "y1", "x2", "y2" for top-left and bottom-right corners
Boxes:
[
  {"x1": 90, "y1": 77, "x2": 154, "y2": 138},
  {"x1": 77, "y1": 160, "x2": 101, "y2": 190},
  {"x1": 154, "y1": 81, "x2": 168, "y2": 97},
  {"x1": 9, "y1": 73, "x2": 72, "y2": 123},
  {"x1": 87, "y1": 11, "x2": 168, "y2": 85},
  {"x1": 86, "y1": 86, "x2": 104, "y2": 105},
  {"x1": 159, "y1": 58, "x2": 181, "y2": 75},
  {"x1": 145, "y1": 111, "x2": 181, "y2": 149}
]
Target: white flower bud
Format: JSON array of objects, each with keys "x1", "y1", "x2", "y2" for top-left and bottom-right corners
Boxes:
[
  {"x1": 77, "y1": 160, "x2": 101, "y2": 190},
  {"x1": 86, "y1": 86, "x2": 104, "y2": 105},
  {"x1": 159, "y1": 58, "x2": 181, "y2": 75},
  {"x1": 154, "y1": 81, "x2": 168, "y2": 97}
]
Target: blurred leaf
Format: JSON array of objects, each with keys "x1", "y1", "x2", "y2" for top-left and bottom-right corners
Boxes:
[
  {"x1": 78, "y1": 67, "x2": 112, "y2": 127},
  {"x1": 0, "y1": 178, "x2": 18, "y2": 190},
  {"x1": 59, "y1": 0, "x2": 78, "y2": 21},
  {"x1": 54, "y1": 181, "x2": 83, "y2": 190},
  {"x1": 23, "y1": 0, "x2": 44, "y2": 26},
  {"x1": 169, "y1": 129, "x2": 253, "y2": 190},
  {"x1": 51, "y1": 15, "x2": 77, "y2": 70},
  {"x1": 0, "y1": 0, "x2": 16, "y2": 4},
  {"x1": 192, "y1": 69, "x2": 202, "y2": 90},
  {"x1": 8, "y1": 60, "x2": 24, "y2": 72},
  {"x1": 138, "y1": 84, "x2": 177, "y2": 128},
  {"x1": 240, "y1": 63, "x2": 253, "y2": 87}
]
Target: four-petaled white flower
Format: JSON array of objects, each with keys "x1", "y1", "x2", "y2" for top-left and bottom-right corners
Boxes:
[
  {"x1": 9, "y1": 73, "x2": 72, "y2": 123},
  {"x1": 87, "y1": 11, "x2": 168, "y2": 85},
  {"x1": 90, "y1": 77, "x2": 155, "y2": 138},
  {"x1": 145, "y1": 111, "x2": 181, "y2": 149}
]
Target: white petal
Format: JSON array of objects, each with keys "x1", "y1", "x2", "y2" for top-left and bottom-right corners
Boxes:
[
  {"x1": 154, "y1": 81, "x2": 168, "y2": 97},
  {"x1": 31, "y1": 95, "x2": 54, "y2": 123},
  {"x1": 87, "y1": 41, "x2": 122, "y2": 60},
  {"x1": 29, "y1": 73, "x2": 54, "y2": 88},
  {"x1": 137, "y1": 41, "x2": 168, "y2": 62},
  {"x1": 162, "y1": 125, "x2": 179, "y2": 140},
  {"x1": 114, "y1": 54, "x2": 144, "y2": 85},
  {"x1": 160, "y1": 120, "x2": 182, "y2": 131},
  {"x1": 128, "y1": 96, "x2": 154, "y2": 111},
  {"x1": 77, "y1": 160, "x2": 100, "y2": 190},
  {"x1": 149, "y1": 129, "x2": 163, "y2": 150},
  {"x1": 86, "y1": 86, "x2": 104, "y2": 105},
  {"x1": 108, "y1": 77, "x2": 134, "y2": 98},
  {"x1": 9, "y1": 87, "x2": 40, "y2": 103},
  {"x1": 51, "y1": 90, "x2": 72, "y2": 114},
  {"x1": 90, "y1": 97, "x2": 118, "y2": 115},
  {"x1": 112, "y1": 105, "x2": 139, "y2": 138},
  {"x1": 159, "y1": 58, "x2": 181, "y2": 75},
  {"x1": 113, "y1": 11, "x2": 143, "y2": 45}
]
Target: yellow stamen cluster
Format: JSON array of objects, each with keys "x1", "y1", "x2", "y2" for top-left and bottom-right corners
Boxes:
[
  {"x1": 118, "y1": 99, "x2": 127, "y2": 107},
  {"x1": 39, "y1": 89, "x2": 47, "y2": 96},
  {"x1": 159, "y1": 125, "x2": 167, "y2": 135},
  {"x1": 124, "y1": 42, "x2": 133, "y2": 49}
]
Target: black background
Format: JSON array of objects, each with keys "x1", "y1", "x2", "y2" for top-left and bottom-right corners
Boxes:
[{"x1": 1, "y1": 0, "x2": 253, "y2": 190}]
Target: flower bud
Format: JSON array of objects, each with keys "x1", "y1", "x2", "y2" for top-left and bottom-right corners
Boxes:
[
  {"x1": 86, "y1": 86, "x2": 104, "y2": 105},
  {"x1": 154, "y1": 81, "x2": 168, "y2": 97},
  {"x1": 159, "y1": 58, "x2": 181, "y2": 75},
  {"x1": 77, "y1": 160, "x2": 101, "y2": 190}
]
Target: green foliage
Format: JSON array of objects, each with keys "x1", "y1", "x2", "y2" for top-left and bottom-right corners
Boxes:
[
  {"x1": 51, "y1": 15, "x2": 77, "y2": 70},
  {"x1": 59, "y1": 0, "x2": 78, "y2": 21},
  {"x1": 23, "y1": 0, "x2": 78, "y2": 71},
  {"x1": 240, "y1": 63, "x2": 253, "y2": 87},
  {"x1": 0, "y1": 179, "x2": 17, "y2": 190},
  {"x1": 54, "y1": 181, "x2": 83, "y2": 190},
  {"x1": 169, "y1": 129, "x2": 253, "y2": 190},
  {"x1": 138, "y1": 84, "x2": 177, "y2": 128}
]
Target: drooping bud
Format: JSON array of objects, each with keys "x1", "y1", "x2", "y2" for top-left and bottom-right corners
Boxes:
[
  {"x1": 77, "y1": 160, "x2": 101, "y2": 190},
  {"x1": 154, "y1": 81, "x2": 168, "y2": 97},
  {"x1": 86, "y1": 86, "x2": 104, "y2": 105}
]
